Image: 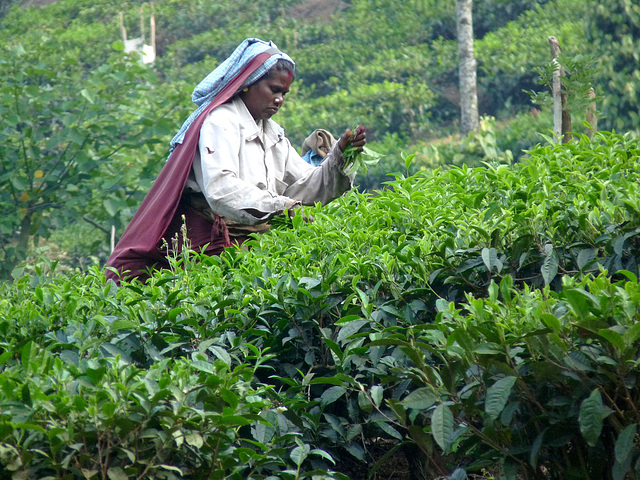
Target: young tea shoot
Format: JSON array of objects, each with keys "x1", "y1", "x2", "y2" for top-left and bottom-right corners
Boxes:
[{"x1": 343, "y1": 126, "x2": 383, "y2": 175}]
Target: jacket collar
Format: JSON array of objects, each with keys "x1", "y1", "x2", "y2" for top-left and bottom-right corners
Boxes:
[{"x1": 235, "y1": 97, "x2": 284, "y2": 148}]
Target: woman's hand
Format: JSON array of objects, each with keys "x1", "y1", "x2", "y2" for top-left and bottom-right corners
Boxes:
[
  {"x1": 288, "y1": 207, "x2": 314, "y2": 223},
  {"x1": 338, "y1": 125, "x2": 367, "y2": 153}
]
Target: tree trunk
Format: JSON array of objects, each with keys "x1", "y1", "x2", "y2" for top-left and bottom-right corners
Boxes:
[
  {"x1": 18, "y1": 212, "x2": 31, "y2": 254},
  {"x1": 456, "y1": 0, "x2": 479, "y2": 136}
]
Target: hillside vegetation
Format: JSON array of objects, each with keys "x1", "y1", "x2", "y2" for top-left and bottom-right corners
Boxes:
[
  {"x1": 2, "y1": 1, "x2": 640, "y2": 479},
  {"x1": 2, "y1": 0, "x2": 639, "y2": 275}
]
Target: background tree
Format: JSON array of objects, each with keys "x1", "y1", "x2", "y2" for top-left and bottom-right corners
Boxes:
[
  {"x1": 456, "y1": 0, "x2": 479, "y2": 136},
  {"x1": 0, "y1": 37, "x2": 177, "y2": 279},
  {"x1": 586, "y1": 0, "x2": 640, "y2": 134}
]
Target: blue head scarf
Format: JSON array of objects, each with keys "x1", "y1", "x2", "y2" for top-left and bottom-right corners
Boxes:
[{"x1": 169, "y1": 38, "x2": 295, "y2": 150}]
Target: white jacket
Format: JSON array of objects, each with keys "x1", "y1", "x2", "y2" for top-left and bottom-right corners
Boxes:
[{"x1": 185, "y1": 96, "x2": 353, "y2": 225}]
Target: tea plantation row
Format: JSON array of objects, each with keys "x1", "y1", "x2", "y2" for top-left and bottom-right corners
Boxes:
[{"x1": 2, "y1": 131, "x2": 640, "y2": 479}]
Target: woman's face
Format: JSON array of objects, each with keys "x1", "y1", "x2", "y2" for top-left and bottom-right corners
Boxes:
[{"x1": 241, "y1": 70, "x2": 292, "y2": 121}]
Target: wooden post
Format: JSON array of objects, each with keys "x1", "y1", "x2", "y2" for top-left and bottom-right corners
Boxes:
[
  {"x1": 119, "y1": 12, "x2": 127, "y2": 42},
  {"x1": 150, "y1": 3, "x2": 156, "y2": 56},
  {"x1": 139, "y1": 6, "x2": 145, "y2": 43},
  {"x1": 548, "y1": 36, "x2": 571, "y2": 143},
  {"x1": 586, "y1": 87, "x2": 597, "y2": 138}
]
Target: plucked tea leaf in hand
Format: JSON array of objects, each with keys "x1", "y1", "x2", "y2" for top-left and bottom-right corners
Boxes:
[
  {"x1": 345, "y1": 145, "x2": 383, "y2": 175},
  {"x1": 342, "y1": 126, "x2": 382, "y2": 175}
]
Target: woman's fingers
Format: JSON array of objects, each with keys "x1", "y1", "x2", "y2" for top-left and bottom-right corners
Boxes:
[
  {"x1": 351, "y1": 126, "x2": 366, "y2": 148},
  {"x1": 338, "y1": 130, "x2": 350, "y2": 151},
  {"x1": 338, "y1": 126, "x2": 366, "y2": 152}
]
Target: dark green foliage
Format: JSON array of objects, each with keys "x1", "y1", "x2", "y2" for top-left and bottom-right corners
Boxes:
[
  {"x1": 0, "y1": 35, "x2": 181, "y2": 278},
  {"x1": 3, "y1": 133, "x2": 640, "y2": 479},
  {"x1": 3, "y1": 1, "x2": 640, "y2": 477},
  {"x1": 586, "y1": 0, "x2": 640, "y2": 133}
]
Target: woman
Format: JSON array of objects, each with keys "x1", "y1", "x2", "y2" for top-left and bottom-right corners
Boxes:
[{"x1": 106, "y1": 38, "x2": 366, "y2": 282}]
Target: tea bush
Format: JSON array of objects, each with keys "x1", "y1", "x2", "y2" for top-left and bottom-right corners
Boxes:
[
  {"x1": 2, "y1": 132, "x2": 640, "y2": 479},
  {"x1": 4, "y1": 0, "x2": 621, "y2": 280}
]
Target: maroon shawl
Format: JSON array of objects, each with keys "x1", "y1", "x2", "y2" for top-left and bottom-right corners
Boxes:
[{"x1": 106, "y1": 52, "x2": 271, "y2": 283}]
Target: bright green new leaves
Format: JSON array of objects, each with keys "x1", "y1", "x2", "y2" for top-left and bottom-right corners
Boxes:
[{"x1": 344, "y1": 145, "x2": 384, "y2": 176}]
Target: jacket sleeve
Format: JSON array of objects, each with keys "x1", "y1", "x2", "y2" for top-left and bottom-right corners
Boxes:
[{"x1": 280, "y1": 139, "x2": 354, "y2": 206}]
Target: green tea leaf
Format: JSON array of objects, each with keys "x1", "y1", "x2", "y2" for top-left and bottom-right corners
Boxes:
[
  {"x1": 579, "y1": 389, "x2": 613, "y2": 446},
  {"x1": 110, "y1": 319, "x2": 137, "y2": 331},
  {"x1": 431, "y1": 403, "x2": 453, "y2": 451},
  {"x1": 625, "y1": 322, "x2": 640, "y2": 345},
  {"x1": 577, "y1": 248, "x2": 597, "y2": 270},
  {"x1": 564, "y1": 288, "x2": 597, "y2": 319},
  {"x1": 185, "y1": 433, "x2": 204, "y2": 449},
  {"x1": 530, "y1": 430, "x2": 545, "y2": 468},
  {"x1": 598, "y1": 328, "x2": 625, "y2": 351},
  {"x1": 309, "y1": 448, "x2": 335, "y2": 464},
  {"x1": 541, "y1": 246, "x2": 558, "y2": 286},
  {"x1": 401, "y1": 387, "x2": 438, "y2": 410},
  {"x1": 80, "y1": 88, "x2": 94, "y2": 104},
  {"x1": 371, "y1": 385, "x2": 384, "y2": 408},
  {"x1": 291, "y1": 443, "x2": 310, "y2": 467},
  {"x1": 337, "y1": 319, "x2": 368, "y2": 343},
  {"x1": 107, "y1": 467, "x2": 128, "y2": 480},
  {"x1": 208, "y1": 345, "x2": 231, "y2": 366},
  {"x1": 481, "y1": 247, "x2": 498, "y2": 272},
  {"x1": 191, "y1": 359, "x2": 214, "y2": 374},
  {"x1": 615, "y1": 423, "x2": 637, "y2": 464},
  {"x1": 387, "y1": 398, "x2": 406, "y2": 424},
  {"x1": 485, "y1": 376, "x2": 517, "y2": 421},
  {"x1": 321, "y1": 386, "x2": 347, "y2": 406},
  {"x1": 375, "y1": 420, "x2": 403, "y2": 440},
  {"x1": 540, "y1": 313, "x2": 561, "y2": 333},
  {"x1": 344, "y1": 144, "x2": 384, "y2": 175},
  {"x1": 449, "y1": 468, "x2": 467, "y2": 480},
  {"x1": 404, "y1": 153, "x2": 416, "y2": 170},
  {"x1": 159, "y1": 465, "x2": 184, "y2": 475}
]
